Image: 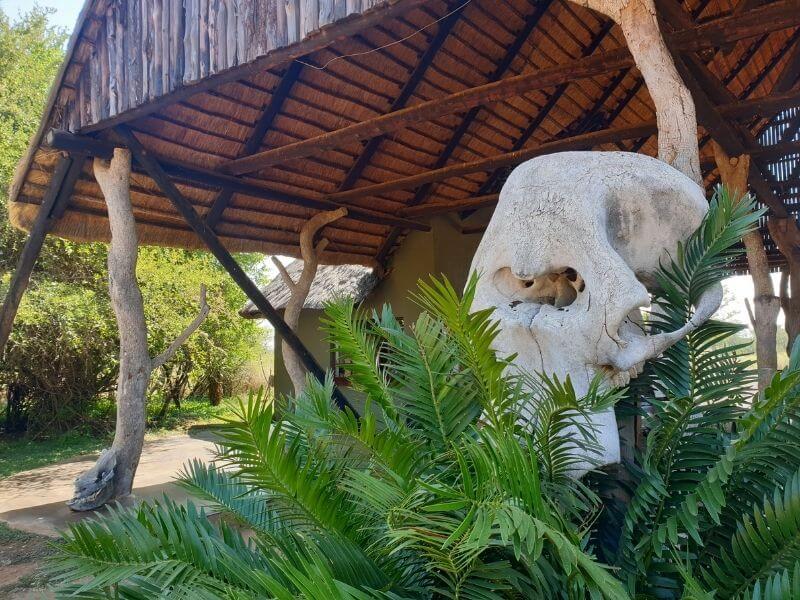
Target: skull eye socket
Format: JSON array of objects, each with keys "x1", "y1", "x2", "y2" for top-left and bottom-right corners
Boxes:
[{"x1": 493, "y1": 267, "x2": 584, "y2": 309}]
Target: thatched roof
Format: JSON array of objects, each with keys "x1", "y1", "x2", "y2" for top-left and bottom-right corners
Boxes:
[
  {"x1": 240, "y1": 260, "x2": 378, "y2": 317},
  {"x1": 7, "y1": 0, "x2": 800, "y2": 270}
]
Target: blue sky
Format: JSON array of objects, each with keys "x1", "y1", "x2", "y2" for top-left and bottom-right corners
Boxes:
[{"x1": 2, "y1": 0, "x2": 83, "y2": 31}]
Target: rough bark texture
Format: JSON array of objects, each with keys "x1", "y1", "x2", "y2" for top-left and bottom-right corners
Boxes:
[
  {"x1": 96, "y1": 148, "x2": 151, "y2": 502},
  {"x1": 769, "y1": 217, "x2": 800, "y2": 354},
  {"x1": 68, "y1": 149, "x2": 209, "y2": 511},
  {"x1": 572, "y1": 0, "x2": 701, "y2": 183},
  {"x1": 712, "y1": 142, "x2": 779, "y2": 390},
  {"x1": 273, "y1": 207, "x2": 347, "y2": 396}
]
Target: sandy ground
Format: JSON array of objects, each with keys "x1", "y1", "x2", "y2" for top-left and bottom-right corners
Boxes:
[{"x1": 0, "y1": 430, "x2": 218, "y2": 597}]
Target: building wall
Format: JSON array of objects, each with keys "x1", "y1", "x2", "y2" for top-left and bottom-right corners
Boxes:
[{"x1": 272, "y1": 216, "x2": 484, "y2": 400}]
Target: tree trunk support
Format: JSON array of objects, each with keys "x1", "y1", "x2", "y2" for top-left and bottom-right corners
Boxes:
[
  {"x1": 768, "y1": 218, "x2": 800, "y2": 353},
  {"x1": 571, "y1": 0, "x2": 701, "y2": 183},
  {"x1": 113, "y1": 126, "x2": 356, "y2": 414},
  {"x1": 69, "y1": 148, "x2": 209, "y2": 511},
  {"x1": 712, "y1": 142, "x2": 780, "y2": 390},
  {"x1": 273, "y1": 207, "x2": 348, "y2": 396},
  {"x1": 0, "y1": 154, "x2": 86, "y2": 358}
]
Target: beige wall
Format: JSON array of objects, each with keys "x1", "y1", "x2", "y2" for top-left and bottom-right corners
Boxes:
[{"x1": 272, "y1": 216, "x2": 484, "y2": 400}]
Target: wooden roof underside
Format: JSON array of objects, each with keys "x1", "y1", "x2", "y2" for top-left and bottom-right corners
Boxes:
[{"x1": 9, "y1": 0, "x2": 800, "y2": 268}]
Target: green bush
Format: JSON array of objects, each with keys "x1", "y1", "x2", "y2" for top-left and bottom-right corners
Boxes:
[{"x1": 48, "y1": 190, "x2": 800, "y2": 599}]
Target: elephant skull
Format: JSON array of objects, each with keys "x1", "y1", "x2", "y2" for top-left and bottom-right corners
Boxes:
[{"x1": 470, "y1": 151, "x2": 720, "y2": 471}]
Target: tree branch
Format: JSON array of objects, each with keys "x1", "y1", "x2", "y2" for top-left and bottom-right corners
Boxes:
[
  {"x1": 282, "y1": 207, "x2": 348, "y2": 395},
  {"x1": 151, "y1": 284, "x2": 210, "y2": 371},
  {"x1": 271, "y1": 256, "x2": 297, "y2": 292}
]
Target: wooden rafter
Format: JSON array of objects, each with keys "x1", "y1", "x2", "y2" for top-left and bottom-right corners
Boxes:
[
  {"x1": 335, "y1": 3, "x2": 465, "y2": 194},
  {"x1": 324, "y1": 87, "x2": 800, "y2": 204},
  {"x1": 219, "y1": 0, "x2": 800, "y2": 177},
  {"x1": 373, "y1": 0, "x2": 555, "y2": 264},
  {"x1": 205, "y1": 61, "x2": 303, "y2": 228}
]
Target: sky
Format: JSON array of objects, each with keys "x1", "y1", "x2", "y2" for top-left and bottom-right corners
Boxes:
[
  {"x1": 0, "y1": 0, "x2": 769, "y2": 337},
  {"x1": 2, "y1": 0, "x2": 83, "y2": 32}
]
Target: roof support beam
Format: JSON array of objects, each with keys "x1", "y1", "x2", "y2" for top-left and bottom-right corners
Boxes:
[
  {"x1": 469, "y1": 19, "x2": 618, "y2": 207},
  {"x1": 0, "y1": 154, "x2": 86, "y2": 357},
  {"x1": 336, "y1": 4, "x2": 465, "y2": 193},
  {"x1": 224, "y1": 49, "x2": 633, "y2": 175},
  {"x1": 220, "y1": 0, "x2": 800, "y2": 177},
  {"x1": 374, "y1": 0, "x2": 554, "y2": 264},
  {"x1": 395, "y1": 140, "x2": 800, "y2": 218},
  {"x1": 655, "y1": 0, "x2": 791, "y2": 216},
  {"x1": 326, "y1": 108, "x2": 800, "y2": 204},
  {"x1": 205, "y1": 61, "x2": 303, "y2": 228},
  {"x1": 43, "y1": 129, "x2": 429, "y2": 232},
  {"x1": 114, "y1": 126, "x2": 356, "y2": 414}
]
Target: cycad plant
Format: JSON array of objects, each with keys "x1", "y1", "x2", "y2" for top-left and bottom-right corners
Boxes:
[
  {"x1": 605, "y1": 189, "x2": 800, "y2": 599},
  {"x1": 50, "y1": 188, "x2": 800, "y2": 599}
]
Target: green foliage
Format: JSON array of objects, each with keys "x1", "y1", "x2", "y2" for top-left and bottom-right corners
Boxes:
[
  {"x1": 608, "y1": 188, "x2": 800, "y2": 598},
  {"x1": 51, "y1": 275, "x2": 627, "y2": 599},
  {"x1": 0, "y1": 6, "x2": 264, "y2": 435},
  {"x1": 48, "y1": 187, "x2": 800, "y2": 599}
]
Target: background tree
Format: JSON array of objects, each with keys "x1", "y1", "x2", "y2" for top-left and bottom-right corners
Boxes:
[{"x1": 0, "y1": 6, "x2": 266, "y2": 437}]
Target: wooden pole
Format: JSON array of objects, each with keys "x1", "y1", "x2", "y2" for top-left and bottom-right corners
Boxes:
[
  {"x1": 713, "y1": 142, "x2": 780, "y2": 391},
  {"x1": 114, "y1": 127, "x2": 356, "y2": 413},
  {"x1": 0, "y1": 155, "x2": 86, "y2": 358}
]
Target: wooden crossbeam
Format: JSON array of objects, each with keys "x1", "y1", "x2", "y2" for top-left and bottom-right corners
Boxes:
[
  {"x1": 220, "y1": 0, "x2": 800, "y2": 177},
  {"x1": 325, "y1": 88, "x2": 800, "y2": 203},
  {"x1": 401, "y1": 194, "x2": 500, "y2": 218},
  {"x1": 398, "y1": 140, "x2": 800, "y2": 219},
  {"x1": 223, "y1": 50, "x2": 634, "y2": 175},
  {"x1": 0, "y1": 154, "x2": 86, "y2": 357},
  {"x1": 329, "y1": 122, "x2": 658, "y2": 201},
  {"x1": 470, "y1": 19, "x2": 619, "y2": 208},
  {"x1": 336, "y1": 4, "x2": 464, "y2": 193},
  {"x1": 774, "y1": 37, "x2": 800, "y2": 93},
  {"x1": 205, "y1": 61, "x2": 303, "y2": 228},
  {"x1": 44, "y1": 129, "x2": 429, "y2": 233},
  {"x1": 115, "y1": 126, "x2": 356, "y2": 413},
  {"x1": 374, "y1": 0, "x2": 554, "y2": 264}
]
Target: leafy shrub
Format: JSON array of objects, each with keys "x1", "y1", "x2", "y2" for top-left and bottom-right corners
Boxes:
[{"x1": 49, "y1": 190, "x2": 800, "y2": 599}]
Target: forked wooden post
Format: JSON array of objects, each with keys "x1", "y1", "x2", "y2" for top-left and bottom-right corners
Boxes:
[
  {"x1": 0, "y1": 154, "x2": 86, "y2": 358},
  {"x1": 113, "y1": 127, "x2": 356, "y2": 413}
]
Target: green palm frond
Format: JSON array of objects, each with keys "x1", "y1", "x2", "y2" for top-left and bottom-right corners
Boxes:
[
  {"x1": 214, "y1": 390, "x2": 352, "y2": 535},
  {"x1": 702, "y1": 469, "x2": 800, "y2": 598},
  {"x1": 413, "y1": 273, "x2": 517, "y2": 428},
  {"x1": 291, "y1": 375, "x2": 424, "y2": 483},
  {"x1": 321, "y1": 298, "x2": 397, "y2": 423},
  {"x1": 520, "y1": 373, "x2": 624, "y2": 483},
  {"x1": 647, "y1": 187, "x2": 761, "y2": 401},
  {"x1": 384, "y1": 312, "x2": 482, "y2": 450},
  {"x1": 736, "y1": 562, "x2": 800, "y2": 600},
  {"x1": 176, "y1": 459, "x2": 276, "y2": 534},
  {"x1": 50, "y1": 498, "x2": 281, "y2": 598}
]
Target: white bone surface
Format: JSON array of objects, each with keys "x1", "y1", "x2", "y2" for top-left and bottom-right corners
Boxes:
[{"x1": 470, "y1": 151, "x2": 714, "y2": 472}]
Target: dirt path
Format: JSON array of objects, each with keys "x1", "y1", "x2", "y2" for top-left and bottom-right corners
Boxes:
[{"x1": 0, "y1": 429, "x2": 218, "y2": 597}]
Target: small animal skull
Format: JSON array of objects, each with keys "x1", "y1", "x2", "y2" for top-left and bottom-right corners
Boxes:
[{"x1": 470, "y1": 151, "x2": 720, "y2": 471}]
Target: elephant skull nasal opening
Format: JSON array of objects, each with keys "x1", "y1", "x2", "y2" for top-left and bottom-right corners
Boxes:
[{"x1": 495, "y1": 267, "x2": 585, "y2": 309}]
